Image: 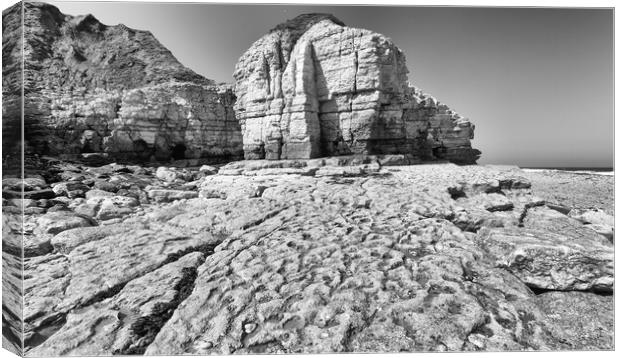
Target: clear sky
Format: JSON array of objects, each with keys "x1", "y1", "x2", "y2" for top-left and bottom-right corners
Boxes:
[{"x1": 46, "y1": 1, "x2": 613, "y2": 167}]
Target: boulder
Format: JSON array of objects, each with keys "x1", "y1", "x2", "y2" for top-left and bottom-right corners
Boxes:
[
  {"x1": 24, "y1": 234, "x2": 54, "y2": 257},
  {"x1": 92, "y1": 180, "x2": 120, "y2": 193},
  {"x1": 155, "y1": 167, "x2": 183, "y2": 182},
  {"x1": 36, "y1": 211, "x2": 94, "y2": 235},
  {"x1": 95, "y1": 199, "x2": 135, "y2": 220},
  {"x1": 85, "y1": 189, "x2": 115, "y2": 200},
  {"x1": 52, "y1": 182, "x2": 90, "y2": 198},
  {"x1": 72, "y1": 203, "x2": 99, "y2": 218}
]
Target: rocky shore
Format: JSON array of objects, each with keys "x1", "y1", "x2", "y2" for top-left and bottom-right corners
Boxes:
[
  {"x1": 1, "y1": 2, "x2": 613, "y2": 355},
  {"x1": 2, "y1": 155, "x2": 614, "y2": 354}
]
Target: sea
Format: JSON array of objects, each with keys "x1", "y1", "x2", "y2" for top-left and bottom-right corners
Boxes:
[{"x1": 521, "y1": 167, "x2": 614, "y2": 176}]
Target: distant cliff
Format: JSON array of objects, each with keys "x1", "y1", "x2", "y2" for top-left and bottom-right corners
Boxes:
[
  {"x1": 233, "y1": 13, "x2": 480, "y2": 164},
  {"x1": 2, "y1": 1, "x2": 242, "y2": 161}
]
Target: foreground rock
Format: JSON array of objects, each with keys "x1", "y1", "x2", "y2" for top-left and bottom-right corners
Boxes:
[
  {"x1": 234, "y1": 14, "x2": 480, "y2": 163},
  {"x1": 5, "y1": 159, "x2": 613, "y2": 354},
  {"x1": 515, "y1": 291, "x2": 613, "y2": 350},
  {"x1": 477, "y1": 227, "x2": 613, "y2": 292},
  {"x1": 29, "y1": 252, "x2": 205, "y2": 356}
]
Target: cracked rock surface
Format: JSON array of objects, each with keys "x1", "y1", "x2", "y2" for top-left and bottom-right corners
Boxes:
[{"x1": 2, "y1": 156, "x2": 613, "y2": 354}]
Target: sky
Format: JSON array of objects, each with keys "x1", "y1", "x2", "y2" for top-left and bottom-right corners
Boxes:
[{"x1": 42, "y1": 1, "x2": 613, "y2": 167}]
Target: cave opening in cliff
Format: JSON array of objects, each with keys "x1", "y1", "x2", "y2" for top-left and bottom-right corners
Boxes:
[
  {"x1": 81, "y1": 142, "x2": 94, "y2": 153},
  {"x1": 171, "y1": 144, "x2": 187, "y2": 160},
  {"x1": 433, "y1": 146, "x2": 447, "y2": 159},
  {"x1": 132, "y1": 139, "x2": 154, "y2": 161},
  {"x1": 133, "y1": 139, "x2": 149, "y2": 153}
]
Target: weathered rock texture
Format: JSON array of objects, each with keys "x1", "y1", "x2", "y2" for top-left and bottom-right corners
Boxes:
[
  {"x1": 4, "y1": 156, "x2": 613, "y2": 354},
  {"x1": 233, "y1": 14, "x2": 480, "y2": 163},
  {"x1": 2, "y1": 2, "x2": 242, "y2": 160}
]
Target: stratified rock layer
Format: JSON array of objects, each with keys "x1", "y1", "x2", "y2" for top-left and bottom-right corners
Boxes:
[
  {"x1": 233, "y1": 14, "x2": 480, "y2": 163},
  {"x1": 2, "y1": 2, "x2": 242, "y2": 160}
]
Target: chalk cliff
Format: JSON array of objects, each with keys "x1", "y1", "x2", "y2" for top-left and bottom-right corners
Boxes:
[
  {"x1": 233, "y1": 14, "x2": 480, "y2": 163},
  {"x1": 2, "y1": 2, "x2": 242, "y2": 160}
]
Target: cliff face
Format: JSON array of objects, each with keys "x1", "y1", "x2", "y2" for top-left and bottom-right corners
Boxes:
[
  {"x1": 233, "y1": 14, "x2": 480, "y2": 163},
  {"x1": 2, "y1": 2, "x2": 242, "y2": 160}
]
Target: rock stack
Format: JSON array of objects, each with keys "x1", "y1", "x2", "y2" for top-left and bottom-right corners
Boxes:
[
  {"x1": 233, "y1": 14, "x2": 481, "y2": 163},
  {"x1": 2, "y1": 2, "x2": 243, "y2": 161}
]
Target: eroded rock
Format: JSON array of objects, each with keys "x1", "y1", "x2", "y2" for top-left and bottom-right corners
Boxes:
[
  {"x1": 9, "y1": 157, "x2": 613, "y2": 354},
  {"x1": 514, "y1": 291, "x2": 614, "y2": 350},
  {"x1": 36, "y1": 211, "x2": 94, "y2": 235},
  {"x1": 234, "y1": 14, "x2": 480, "y2": 163},
  {"x1": 2, "y1": 2, "x2": 242, "y2": 160},
  {"x1": 147, "y1": 189, "x2": 199, "y2": 203},
  {"x1": 476, "y1": 227, "x2": 613, "y2": 292},
  {"x1": 29, "y1": 252, "x2": 205, "y2": 356}
]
